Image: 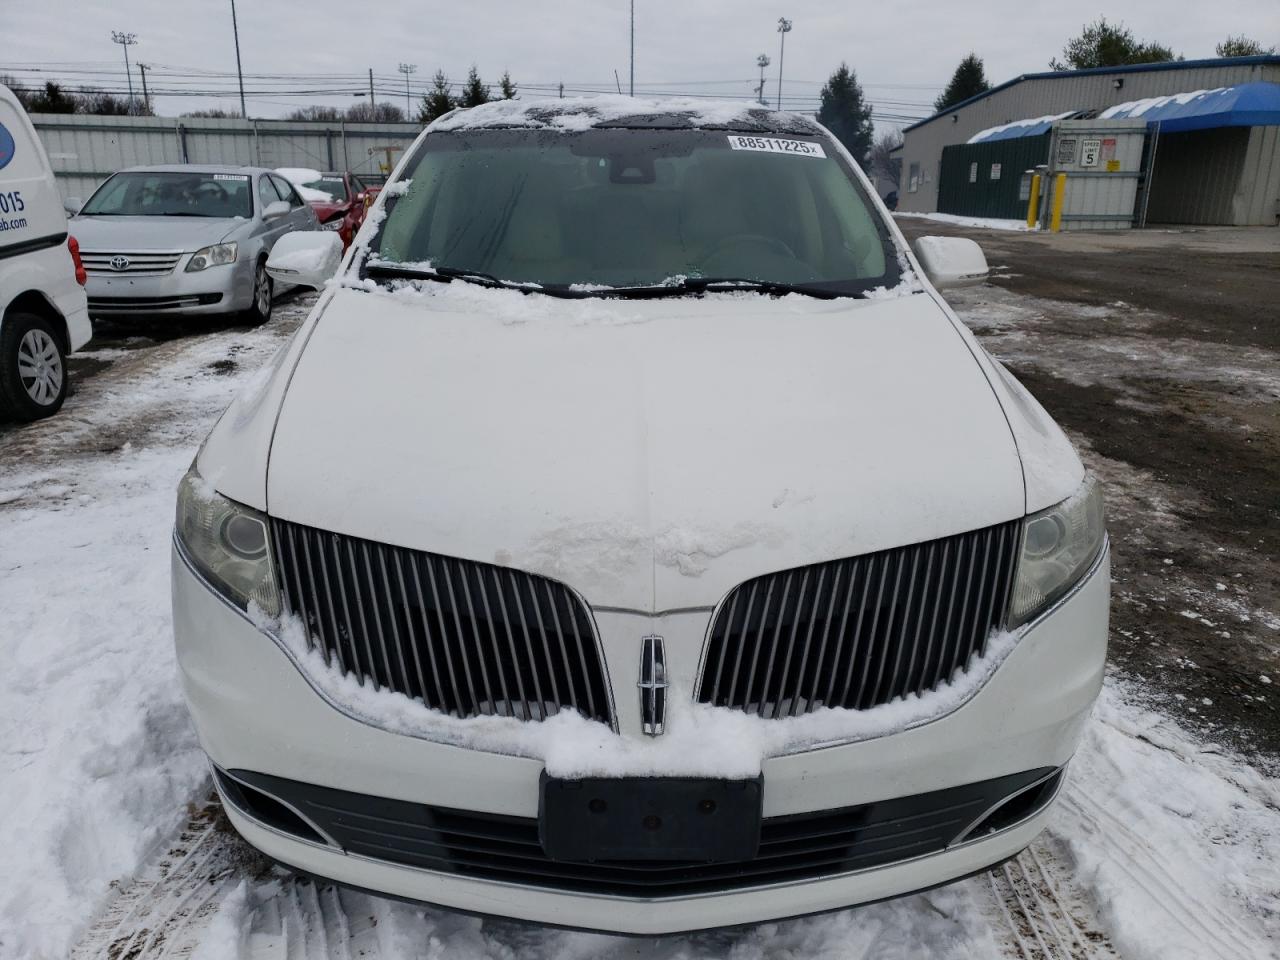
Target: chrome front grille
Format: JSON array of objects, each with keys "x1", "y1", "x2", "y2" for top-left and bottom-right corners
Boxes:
[
  {"x1": 697, "y1": 521, "x2": 1022, "y2": 718},
  {"x1": 270, "y1": 520, "x2": 613, "y2": 726},
  {"x1": 81, "y1": 250, "x2": 183, "y2": 277}
]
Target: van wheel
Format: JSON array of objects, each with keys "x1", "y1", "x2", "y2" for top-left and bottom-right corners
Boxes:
[
  {"x1": 0, "y1": 312, "x2": 68, "y2": 421},
  {"x1": 240, "y1": 260, "x2": 274, "y2": 326}
]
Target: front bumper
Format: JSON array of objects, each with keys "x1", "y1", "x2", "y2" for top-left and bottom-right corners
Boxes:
[
  {"x1": 173, "y1": 544, "x2": 1109, "y2": 933},
  {"x1": 85, "y1": 256, "x2": 254, "y2": 317}
]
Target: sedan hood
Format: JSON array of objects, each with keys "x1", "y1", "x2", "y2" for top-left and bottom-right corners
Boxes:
[
  {"x1": 265, "y1": 285, "x2": 1025, "y2": 611},
  {"x1": 69, "y1": 214, "x2": 243, "y2": 251}
]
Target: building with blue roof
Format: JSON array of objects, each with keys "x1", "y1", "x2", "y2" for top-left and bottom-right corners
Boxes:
[{"x1": 898, "y1": 57, "x2": 1280, "y2": 226}]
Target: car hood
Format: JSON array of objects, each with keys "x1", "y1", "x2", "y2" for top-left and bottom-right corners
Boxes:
[
  {"x1": 262, "y1": 284, "x2": 1026, "y2": 612},
  {"x1": 308, "y1": 200, "x2": 346, "y2": 221},
  {"x1": 69, "y1": 215, "x2": 244, "y2": 251}
]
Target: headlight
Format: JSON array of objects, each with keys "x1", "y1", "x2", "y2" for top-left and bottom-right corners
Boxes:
[
  {"x1": 175, "y1": 463, "x2": 280, "y2": 617},
  {"x1": 185, "y1": 242, "x2": 238, "y2": 272},
  {"x1": 1009, "y1": 476, "x2": 1105, "y2": 626},
  {"x1": 320, "y1": 218, "x2": 344, "y2": 231}
]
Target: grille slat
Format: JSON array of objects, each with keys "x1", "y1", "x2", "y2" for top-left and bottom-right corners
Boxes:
[
  {"x1": 698, "y1": 521, "x2": 1021, "y2": 717},
  {"x1": 271, "y1": 520, "x2": 612, "y2": 725}
]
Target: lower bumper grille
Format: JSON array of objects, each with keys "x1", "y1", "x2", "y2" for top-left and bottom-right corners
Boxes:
[
  {"x1": 88, "y1": 293, "x2": 223, "y2": 311},
  {"x1": 222, "y1": 767, "x2": 1061, "y2": 898}
]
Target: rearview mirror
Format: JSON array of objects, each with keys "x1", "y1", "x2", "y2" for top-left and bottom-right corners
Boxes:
[
  {"x1": 263, "y1": 200, "x2": 291, "y2": 221},
  {"x1": 63, "y1": 197, "x2": 83, "y2": 216},
  {"x1": 912, "y1": 236, "x2": 989, "y2": 289},
  {"x1": 266, "y1": 231, "x2": 343, "y2": 290}
]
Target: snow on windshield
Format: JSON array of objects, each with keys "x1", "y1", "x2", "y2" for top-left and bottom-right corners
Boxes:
[{"x1": 430, "y1": 94, "x2": 817, "y2": 133}]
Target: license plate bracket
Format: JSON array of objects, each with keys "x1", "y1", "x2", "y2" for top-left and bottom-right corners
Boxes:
[{"x1": 539, "y1": 772, "x2": 763, "y2": 862}]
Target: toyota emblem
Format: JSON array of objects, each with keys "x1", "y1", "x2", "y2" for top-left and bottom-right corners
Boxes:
[{"x1": 109, "y1": 255, "x2": 130, "y2": 271}]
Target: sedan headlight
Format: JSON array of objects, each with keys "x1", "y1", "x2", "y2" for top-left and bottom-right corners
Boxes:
[
  {"x1": 320, "y1": 218, "x2": 344, "y2": 231},
  {"x1": 175, "y1": 463, "x2": 280, "y2": 617},
  {"x1": 185, "y1": 242, "x2": 238, "y2": 272},
  {"x1": 1009, "y1": 476, "x2": 1105, "y2": 626}
]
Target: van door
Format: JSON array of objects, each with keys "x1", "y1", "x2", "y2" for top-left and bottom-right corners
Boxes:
[{"x1": 0, "y1": 94, "x2": 66, "y2": 260}]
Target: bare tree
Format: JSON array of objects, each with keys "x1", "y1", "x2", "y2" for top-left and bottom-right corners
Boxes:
[{"x1": 868, "y1": 130, "x2": 903, "y2": 187}]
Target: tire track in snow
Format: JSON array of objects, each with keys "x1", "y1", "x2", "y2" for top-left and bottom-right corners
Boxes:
[{"x1": 984, "y1": 836, "x2": 1119, "y2": 960}]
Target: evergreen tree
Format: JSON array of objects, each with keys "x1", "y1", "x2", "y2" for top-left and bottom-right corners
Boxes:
[
  {"x1": 498, "y1": 70, "x2": 517, "y2": 99},
  {"x1": 418, "y1": 70, "x2": 456, "y2": 123},
  {"x1": 934, "y1": 54, "x2": 990, "y2": 112},
  {"x1": 1050, "y1": 18, "x2": 1178, "y2": 70},
  {"x1": 817, "y1": 64, "x2": 874, "y2": 168},
  {"x1": 29, "y1": 81, "x2": 78, "y2": 114},
  {"x1": 460, "y1": 66, "x2": 490, "y2": 108},
  {"x1": 1216, "y1": 35, "x2": 1274, "y2": 57}
]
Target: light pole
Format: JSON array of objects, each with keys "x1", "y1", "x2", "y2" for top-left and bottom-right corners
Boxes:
[
  {"x1": 398, "y1": 63, "x2": 417, "y2": 117},
  {"x1": 111, "y1": 31, "x2": 137, "y2": 108},
  {"x1": 229, "y1": 0, "x2": 247, "y2": 118},
  {"x1": 629, "y1": 0, "x2": 635, "y2": 95},
  {"x1": 775, "y1": 17, "x2": 792, "y2": 112},
  {"x1": 756, "y1": 54, "x2": 771, "y2": 106}
]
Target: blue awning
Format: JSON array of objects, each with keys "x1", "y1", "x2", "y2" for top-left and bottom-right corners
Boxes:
[
  {"x1": 1098, "y1": 82, "x2": 1280, "y2": 132},
  {"x1": 968, "y1": 113, "x2": 1076, "y2": 144}
]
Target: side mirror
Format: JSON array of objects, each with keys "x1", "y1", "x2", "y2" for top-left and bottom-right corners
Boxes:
[
  {"x1": 63, "y1": 197, "x2": 83, "y2": 216},
  {"x1": 266, "y1": 231, "x2": 343, "y2": 290},
  {"x1": 912, "y1": 236, "x2": 989, "y2": 288},
  {"x1": 263, "y1": 199, "x2": 291, "y2": 221}
]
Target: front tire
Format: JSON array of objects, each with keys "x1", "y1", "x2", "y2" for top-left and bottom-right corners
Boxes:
[
  {"x1": 0, "y1": 312, "x2": 68, "y2": 422},
  {"x1": 240, "y1": 259, "x2": 273, "y2": 327}
]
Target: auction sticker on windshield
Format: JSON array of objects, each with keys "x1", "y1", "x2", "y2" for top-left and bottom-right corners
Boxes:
[{"x1": 727, "y1": 135, "x2": 826, "y2": 158}]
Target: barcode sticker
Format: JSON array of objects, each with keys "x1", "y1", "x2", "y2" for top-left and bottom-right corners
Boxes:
[{"x1": 726, "y1": 135, "x2": 826, "y2": 158}]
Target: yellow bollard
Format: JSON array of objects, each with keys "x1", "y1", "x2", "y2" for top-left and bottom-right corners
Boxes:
[
  {"x1": 1049, "y1": 173, "x2": 1066, "y2": 232},
  {"x1": 1026, "y1": 174, "x2": 1042, "y2": 228}
]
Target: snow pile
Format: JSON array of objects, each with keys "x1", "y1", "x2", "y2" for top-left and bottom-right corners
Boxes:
[
  {"x1": 431, "y1": 94, "x2": 807, "y2": 133},
  {"x1": 897, "y1": 211, "x2": 1033, "y2": 232},
  {"x1": 1055, "y1": 680, "x2": 1280, "y2": 959},
  {"x1": 0, "y1": 310, "x2": 307, "y2": 959},
  {"x1": 262, "y1": 607, "x2": 1020, "y2": 778},
  {"x1": 275, "y1": 167, "x2": 333, "y2": 204},
  {"x1": 1099, "y1": 87, "x2": 1230, "y2": 119},
  {"x1": 967, "y1": 112, "x2": 1074, "y2": 143}
]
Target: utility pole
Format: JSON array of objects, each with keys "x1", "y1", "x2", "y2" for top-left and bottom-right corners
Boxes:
[
  {"x1": 229, "y1": 0, "x2": 246, "y2": 118},
  {"x1": 138, "y1": 62, "x2": 150, "y2": 114},
  {"x1": 368, "y1": 68, "x2": 376, "y2": 114},
  {"x1": 111, "y1": 31, "x2": 137, "y2": 108},
  {"x1": 558, "y1": 81, "x2": 564, "y2": 98},
  {"x1": 629, "y1": 0, "x2": 635, "y2": 95},
  {"x1": 755, "y1": 54, "x2": 771, "y2": 106},
  {"x1": 776, "y1": 18, "x2": 792, "y2": 112},
  {"x1": 397, "y1": 63, "x2": 417, "y2": 117}
]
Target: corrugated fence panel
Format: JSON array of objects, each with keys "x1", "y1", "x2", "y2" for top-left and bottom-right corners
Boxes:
[
  {"x1": 31, "y1": 114, "x2": 421, "y2": 199},
  {"x1": 1239, "y1": 126, "x2": 1280, "y2": 225},
  {"x1": 938, "y1": 133, "x2": 1050, "y2": 219}
]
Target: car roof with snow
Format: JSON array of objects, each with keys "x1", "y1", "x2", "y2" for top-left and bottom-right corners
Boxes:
[
  {"x1": 117, "y1": 163, "x2": 275, "y2": 176},
  {"x1": 430, "y1": 95, "x2": 824, "y2": 136}
]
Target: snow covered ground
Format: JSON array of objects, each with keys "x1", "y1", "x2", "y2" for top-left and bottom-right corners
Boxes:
[
  {"x1": 2, "y1": 291, "x2": 1278, "y2": 959},
  {"x1": 895, "y1": 212, "x2": 1034, "y2": 232}
]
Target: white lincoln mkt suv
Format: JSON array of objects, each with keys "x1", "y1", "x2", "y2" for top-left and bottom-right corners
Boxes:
[{"x1": 172, "y1": 97, "x2": 1109, "y2": 934}]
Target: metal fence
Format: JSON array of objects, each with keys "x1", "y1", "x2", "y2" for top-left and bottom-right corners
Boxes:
[{"x1": 30, "y1": 113, "x2": 423, "y2": 201}]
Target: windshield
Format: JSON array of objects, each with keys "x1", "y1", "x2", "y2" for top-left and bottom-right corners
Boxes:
[
  {"x1": 368, "y1": 128, "x2": 900, "y2": 296},
  {"x1": 81, "y1": 172, "x2": 253, "y2": 218},
  {"x1": 300, "y1": 176, "x2": 348, "y2": 201}
]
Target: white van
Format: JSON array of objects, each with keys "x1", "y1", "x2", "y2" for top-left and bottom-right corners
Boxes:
[{"x1": 0, "y1": 83, "x2": 91, "y2": 421}]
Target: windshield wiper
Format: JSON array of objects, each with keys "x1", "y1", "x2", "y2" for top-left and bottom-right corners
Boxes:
[
  {"x1": 607, "y1": 276, "x2": 842, "y2": 300},
  {"x1": 364, "y1": 261, "x2": 518, "y2": 290}
]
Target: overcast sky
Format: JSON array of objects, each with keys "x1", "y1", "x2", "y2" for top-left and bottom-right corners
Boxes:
[{"x1": 6, "y1": 0, "x2": 1277, "y2": 128}]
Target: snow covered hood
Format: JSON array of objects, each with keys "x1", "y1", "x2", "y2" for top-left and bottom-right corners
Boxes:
[{"x1": 259, "y1": 283, "x2": 1025, "y2": 612}]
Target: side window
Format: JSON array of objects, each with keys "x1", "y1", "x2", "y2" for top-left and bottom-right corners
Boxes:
[
  {"x1": 271, "y1": 175, "x2": 304, "y2": 208},
  {"x1": 907, "y1": 162, "x2": 921, "y2": 193},
  {"x1": 257, "y1": 175, "x2": 280, "y2": 213},
  {"x1": 350, "y1": 174, "x2": 366, "y2": 193}
]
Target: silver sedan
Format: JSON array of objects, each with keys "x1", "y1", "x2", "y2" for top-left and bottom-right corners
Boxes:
[{"x1": 68, "y1": 165, "x2": 317, "y2": 324}]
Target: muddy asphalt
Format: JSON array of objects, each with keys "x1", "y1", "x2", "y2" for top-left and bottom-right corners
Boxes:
[{"x1": 898, "y1": 219, "x2": 1280, "y2": 761}]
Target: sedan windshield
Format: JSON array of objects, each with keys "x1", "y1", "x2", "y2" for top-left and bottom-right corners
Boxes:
[
  {"x1": 81, "y1": 172, "x2": 253, "y2": 218},
  {"x1": 369, "y1": 128, "x2": 900, "y2": 297},
  {"x1": 299, "y1": 176, "x2": 348, "y2": 201}
]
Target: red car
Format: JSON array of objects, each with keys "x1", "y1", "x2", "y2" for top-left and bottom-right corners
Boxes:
[{"x1": 277, "y1": 169, "x2": 381, "y2": 248}]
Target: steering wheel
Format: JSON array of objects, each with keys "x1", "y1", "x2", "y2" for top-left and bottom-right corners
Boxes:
[{"x1": 705, "y1": 233, "x2": 799, "y2": 263}]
